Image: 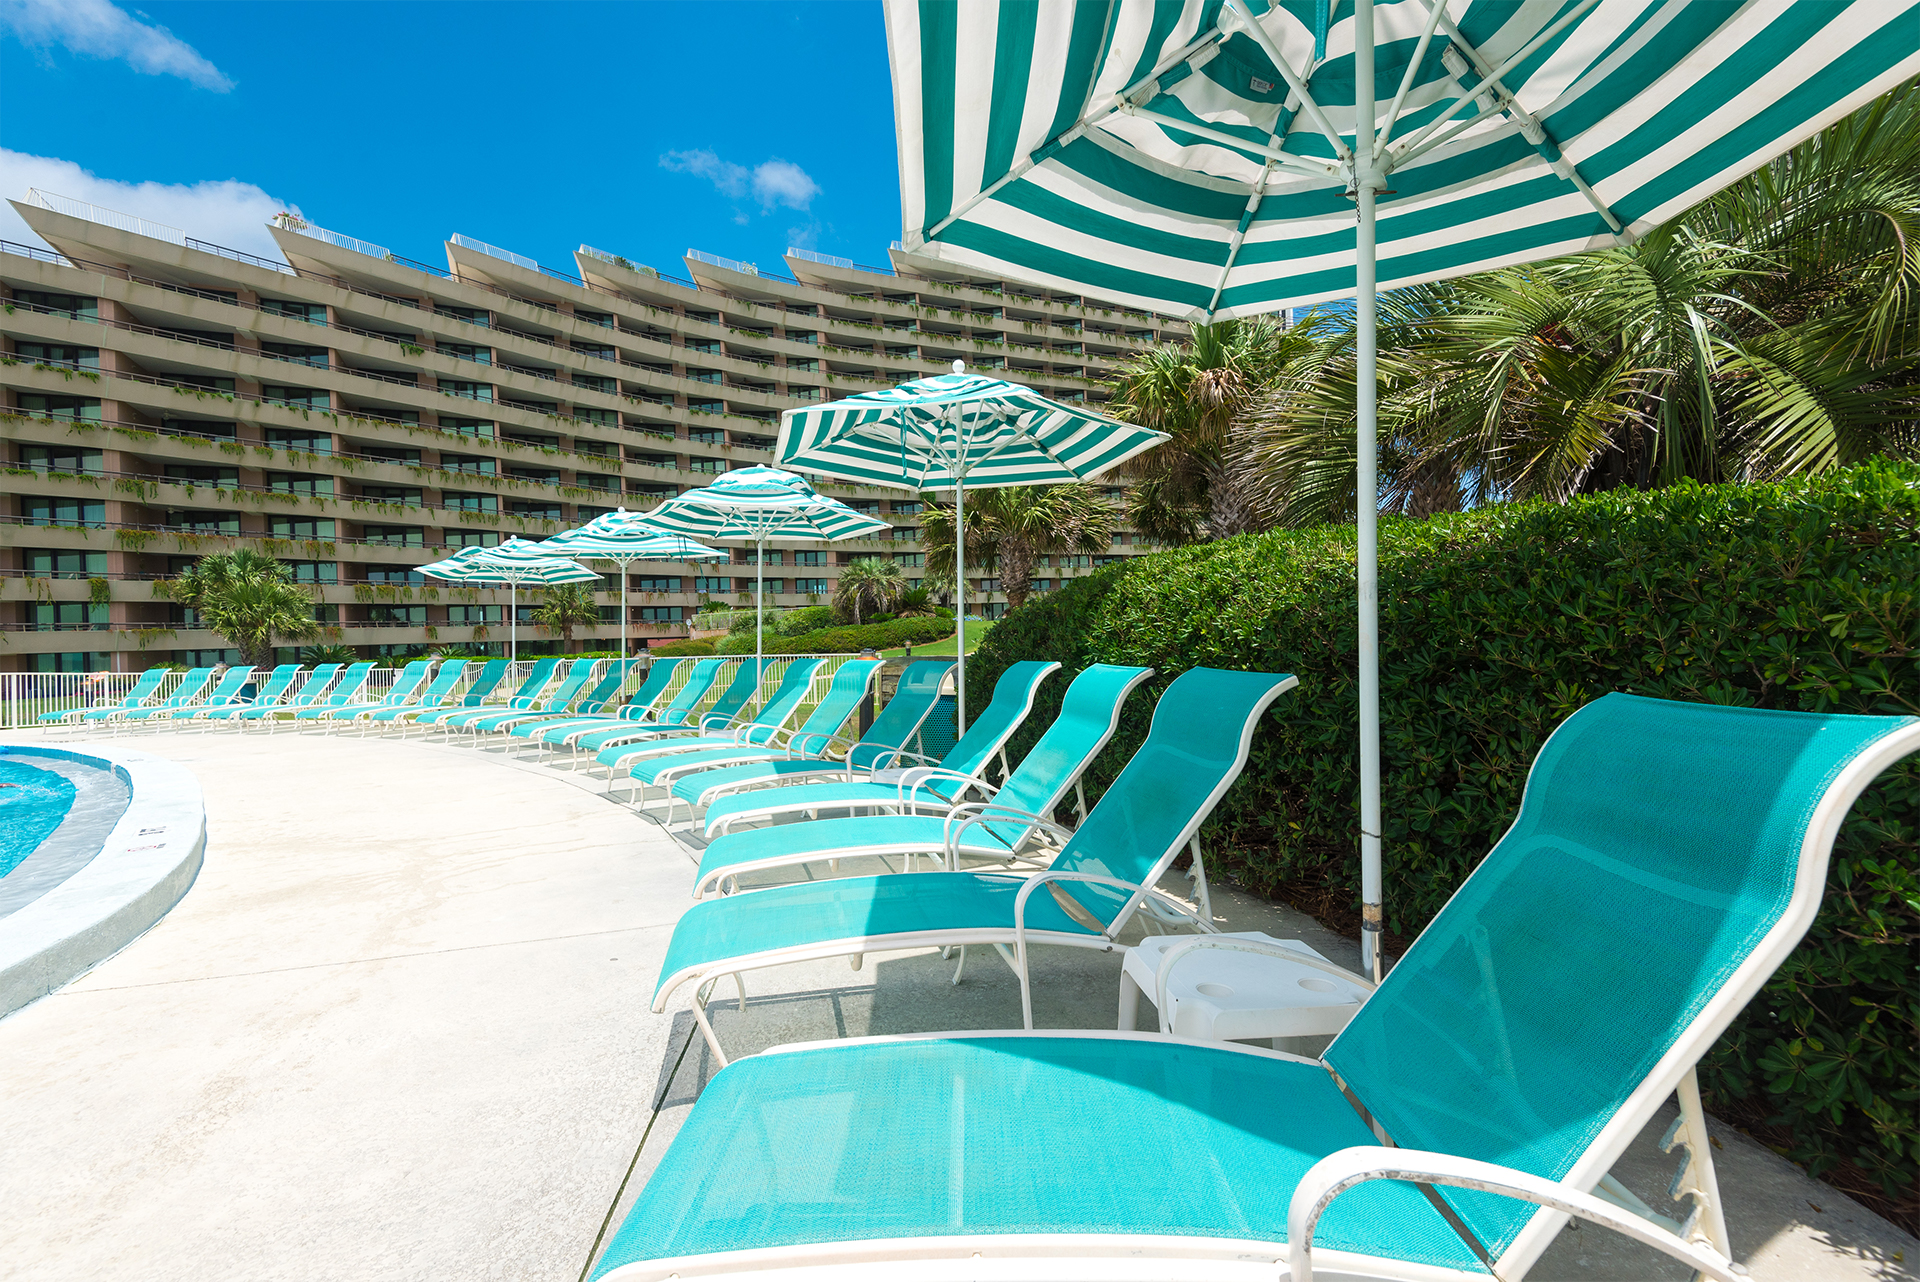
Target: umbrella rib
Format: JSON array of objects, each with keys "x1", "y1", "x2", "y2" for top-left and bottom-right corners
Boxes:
[
  {"x1": 1220, "y1": 0, "x2": 1351, "y2": 162},
  {"x1": 1121, "y1": 105, "x2": 1339, "y2": 179},
  {"x1": 1373, "y1": 0, "x2": 1450, "y2": 160}
]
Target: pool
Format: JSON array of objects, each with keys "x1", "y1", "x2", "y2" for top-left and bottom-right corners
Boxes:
[
  {"x1": 0, "y1": 743, "x2": 195, "y2": 1016},
  {"x1": 0, "y1": 759, "x2": 78, "y2": 879}
]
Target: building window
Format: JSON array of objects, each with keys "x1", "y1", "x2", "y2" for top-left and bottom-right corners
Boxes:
[
  {"x1": 440, "y1": 380, "x2": 494, "y2": 402},
  {"x1": 178, "y1": 375, "x2": 236, "y2": 394},
  {"x1": 30, "y1": 602, "x2": 108, "y2": 630},
  {"x1": 25, "y1": 498, "x2": 105, "y2": 527},
  {"x1": 438, "y1": 305, "x2": 490, "y2": 328},
  {"x1": 741, "y1": 549, "x2": 784, "y2": 566},
  {"x1": 285, "y1": 560, "x2": 337, "y2": 584},
  {"x1": 13, "y1": 342, "x2": 99, "y2": 369},
  {"x1": 572, "y1": 374, "x2": 616, "y2": 394},
  {"x1": 366, "y1": 605, "x2": 427, "y2": 625},
  {"x1": 269, "y1": 473, "x2": 333, "y2": 497},
  {"x1": 637, "y1": 606, "x2": 684, "y2": 623},
  {"x1": 260, "y1": 299, "x2": 326, "y2": 324},
  {"x1": 361, "y1": 486, "x2": 423, "y2": 505},
  {"x1": 361, "y1": 525, "x2": 424, "y2": 547},
  {"x1": 440, "y1": 454, "x2": 495, "y2": 475},
  {"x1": 689, "y1": 457, "x2": 725, "y2": 474},
  {"x1": 266, "y1": 428, "x2": 331, "y2": 454},
  {"x1": 439, "y1": 417, "x2": 494, "y2": 438},
  {"x1": 438, "y1": 343, "x2": 491, "y2": 365},
  {"x1": 794, "y1": 578, "x2": 830, "y2": 594},
  {"x1": 261, "y1": 342, "x2": 329, "y2": 368},
  {"x1": 270, "y1": 516, "x2": 335, "y2": 539},
  {"x1": 576, "y1": 505, "x2": 616, "y2": 520},
  {"x1": 890, "y1": 501, "x2": 924, "y2": 515},
  {"x1": 448, "y1": 605, "x2": 501, "y2": 624},
  {"x1": 688, "y1": 398, "x2": 723, "y2": 414},
  {"x1": 164, "y1": 465, "x2": 240, "y2": 489},
  {"x1": 689, "y1": 428, "x2": 724, "y2": 445},
  {"x1": 167, "y1": 511, "x2": 241, "y2": 534},
  {"x1": 15, "y1": 395, "x2": 101, "y2": 422},
  {"x1": 443, "y1": 493, "x2": 498, "y2": 513},
  {"x1": 694, "y1": 576, "x2": 731, "y2": 594},
  {"x1": 793, "y1": 551, "x2": 826, "y2": 566},
  {"x1": 447, "y1": 529, "x2": 501, "y2": 548},
  {"x1": 19, "y1": 445, "x2": 103, "y2": 474},
  {"x1": 508, "y1": 501, "x2": 561, "y2": 520},
  {"x1": 31, "y1": 651, "x2": 115, "y2": 673},
  {"x1": 26, "y1": 549, "x2": 107, "y2": 579},
  {"x1": 16, "y1": 291, "x2": 97, "y2": 319},
  {"x1": 365, "y1": 568, "x2": 426, "y2": 585},
  {"x1": 632, "y1": 576, "x2": 681, "y2": 593},
  {"x1": 263, "y1": 385, "x2": 330, "y2": 409},
  {"x1": 894, "y1": 553, "x2": 926, "y2": 568}
]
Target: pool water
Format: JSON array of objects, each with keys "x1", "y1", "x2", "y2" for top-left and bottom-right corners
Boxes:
[{"x1": 0, "y1": 759, "x2": 77, "y2": 879}]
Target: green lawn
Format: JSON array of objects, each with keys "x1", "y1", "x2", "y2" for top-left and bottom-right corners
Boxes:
[{"x1": 881, "y1": 619, "x2": 997, "y2": 658}]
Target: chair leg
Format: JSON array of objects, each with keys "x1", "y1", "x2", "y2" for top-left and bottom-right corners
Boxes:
[
  {"x1": 691, "y1": 980, "x2": 729, "y2": 1068},
  {"x1": 1667, "y1": 1066, "x2": 1733, "y2": 1257}
]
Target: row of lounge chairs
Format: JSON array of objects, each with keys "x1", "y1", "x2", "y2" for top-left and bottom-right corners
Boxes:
[{"x1": 568, "y1": 663, "x2": 1920, "y2": 1282}]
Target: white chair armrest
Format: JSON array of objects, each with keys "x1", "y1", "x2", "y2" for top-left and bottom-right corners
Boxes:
[
  {"x1": 899, "y1": 767, "x2": 990, "y2": 807},
  {"x1": 1286, "y1": 1146, "x2": 1742, "y2": 1282},
  {"x1": 941, "y1": 803, "x2": 1072, "y2": 869}
]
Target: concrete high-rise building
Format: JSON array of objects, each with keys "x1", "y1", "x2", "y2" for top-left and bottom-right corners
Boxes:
[{"x1": 0, "y1": 190, "x2": 1186, "y2": 672}]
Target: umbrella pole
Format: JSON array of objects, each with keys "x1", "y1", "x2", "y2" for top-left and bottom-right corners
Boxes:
[
  {"x1": 1355, "y1": 0, "x2": 1384, "y2": 985},
  {"x1": 954, "y1": 480, "x2": 966, "y2": 734},
  {"x1": 755, "y1": 533, "x2": 766, "y2": 699},
  {"x1": 509, "y1": 580, "x2": 517, "y2": 666},
  {"x1": 618, "y1": 558, "x2": 628, "y2": 664}
]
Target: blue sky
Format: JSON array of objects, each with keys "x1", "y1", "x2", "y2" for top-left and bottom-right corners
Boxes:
[{"x1": 0, "y1": 0, "x2": 901, "y2": 274}]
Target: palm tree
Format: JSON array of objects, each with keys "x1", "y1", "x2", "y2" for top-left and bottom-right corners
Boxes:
[
  {"x1": 1106, "y1": 317, "x2": 1323, "y2": 542},
  {"x1": 301, "y1": 643, "x2": 360, "y2": 666},
  {"x1": 922, "y1": 484, "x2": 1113, "y2": 611},
  {"x1": 533, "y1": 584, "x2": 600, "y2": 652},
  {"x1": 1235, "y1": 82, "x2": 1920, "y2": 525},
  {"x1": 893, "y1": 585, "x2": 937, "y2": 617},
  {"x1": 164, "y1": 550, "x2": 320, "y2": 668},
  {"x1": 833, "y1": 558, "x2": 905, "y2": 625}
]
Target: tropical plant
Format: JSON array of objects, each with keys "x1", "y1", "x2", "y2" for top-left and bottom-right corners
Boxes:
[
  {"x1": 163, "y1": 550, "x2": 320, "y2": 668},
  {"x1": 300, "y1": 644, "x2": 360, "y2": 666},
  {"x1": 832, "y1": 557, "x2": 906, "y2": 625},
  {"x1": 892, "y1": 586, "x2": 937, "y2": 617},
  {"x1": 921, "y1": 484, "x2": 1114, "y2": 611},
  {"x1": 533, "y1": 583, "x2": 599, "y2": 651},
  {"x1": 1235, "y1": 81, "x2": 1920, "y2": 526},
  {"x1": 1105, "y1": 317, "x2": 1323, "y2": 542}
]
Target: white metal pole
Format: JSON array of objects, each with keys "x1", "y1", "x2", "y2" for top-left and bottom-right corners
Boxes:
[
  {"x1": 618, "y1": 558, "x2": 628, "y2": 662},
  {"x1": 509, "y1": 581, "x2": 517, "y2": 665},
  {"x1": 1355, "y1": 0, "x2": 1384, "y2": 984},
  {"x1": 755, "y1": 533, "x2": 766, "y2": 688},
  {"x1": 953, "y1": 480, "x2": 967, "y2": 734}
]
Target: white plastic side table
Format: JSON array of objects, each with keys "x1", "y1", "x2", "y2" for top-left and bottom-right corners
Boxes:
[{"x1": 1119, "y1": 931, "x2": 1373, "y2": 1051}]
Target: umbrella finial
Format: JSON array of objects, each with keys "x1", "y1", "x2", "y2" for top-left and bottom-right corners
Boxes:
[{"x1": 952, "y1": 359, "x2": 965, "y2": 374}]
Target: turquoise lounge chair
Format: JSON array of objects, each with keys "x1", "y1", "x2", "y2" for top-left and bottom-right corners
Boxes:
[
  {"x1": 593, "y1": 694, "x2": 1920, "y2": 1282},
  {"x1": 505, "y1": 660, "x2": 648, "y2": 744},
  {"x1": 362, "y1": 660, "x2": 468, "y2": 726},
  {"x1": 657, "y1": 666, "x2": 1290, "y2": 1053},
  {"x1": 144, "y1": 665, "x2": 255, "y2": 724},
  {"x1": 115, "y1": 667, "x2": 214, "y2": 726},
  {"x1": 237, "y1": 664, "x2": 340, "y2": 723},
  {"x1": 304, "y1": 659, "x2": 431, "y2": 725},
  {"x1": 540, "y1": 657, "x2": 727, "y2": 762},
  {"x1": 454, "y1": 658, "x2": 600, "y2": 736},
  {"x1": 689, "y1": 663, "x2": 1151, "y2": 899},
  {"x1": 665, "y1": 659, "x2": 956, "y2": 822},
  {"x1": 595, "y1": 659, "x2": 826, "y2": 792},
  {"x1": 423, "y1": 657, "x2": 563, "y2": 732},
  {"x1": 284, "y1": 662, "x2": 376, "y2": 726},
  {"x1": 198, "y1": 663, "x2": 305, "y2": 725},
  {"x1": 567, "y1": 657, "x2": 761, "y2": 765},
  {"x1": 523, "y1": 659, "x2": 702, "y2": 754},
  {"x1": 698, "y1": 659, "x2": 1060, "y2": 837},
  {"x1": 625, "y1": 659, "x2": 887, "y2": 822},
  {"x1": 40, "y1": 667, "x2": 168, "y2": 725}
]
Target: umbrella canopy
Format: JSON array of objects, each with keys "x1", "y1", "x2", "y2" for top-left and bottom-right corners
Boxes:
[
  {"x1": 886, "y1": 0, "x2": 1920, "y2": 982},
  {"x1": 539, "y1": 512, "x2": 725, "y2": 658},
  {"x1": 635, "y1": 467, "x2": 890, "y2": 670},
  {"x1": 778, "y1": 364, "x2": 1169, "y2": 730},
  {"x1": 889, "y1": 0, "x2": 1920, "y2": 318},
  {"x1": 417, "y1": 538, "x2": 600, "y2": 663}
]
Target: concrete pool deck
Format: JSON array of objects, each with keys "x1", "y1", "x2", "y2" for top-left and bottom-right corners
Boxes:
[{"x1": 0, "y1": 732, "x2": 1911, "y2": 1281}]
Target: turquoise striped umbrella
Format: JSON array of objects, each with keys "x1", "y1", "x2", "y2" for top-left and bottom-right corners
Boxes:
[
  {"x1": 538, "y1": 512, "x2": 725, "y2": 659},
  {"x1": 888, "y1": 0, "x2": 1920, "y2": 981},
  {"x1": 417, "y1": 538, "x2": 599, "y2": 663},
  {"x1": 778, "y1": 362, "x2": 1168, "y2": 730},
  {"x1": 631, "y1": 467, "x2": 890, "y2": 670}
]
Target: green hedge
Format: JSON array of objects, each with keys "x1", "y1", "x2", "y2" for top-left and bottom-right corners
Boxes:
[
  {"x1": 771, "y1": 617, "x2": 953, "y2": 654},
  {"x1": 973, "y1": 459, "x2": 1919, "y2": 1209},
  {"x1": 648, "y1": 639, "x2": 715, "y2": 657}
]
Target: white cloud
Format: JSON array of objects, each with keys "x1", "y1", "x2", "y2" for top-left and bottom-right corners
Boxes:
[
  {"x1": 0, "y1": 150, "x2": 299, "y2": 261},
  {"x1": 660, "y1": 149, "x2": 820, "y2": 214},
  {"x1": 0, "y1": 0, "x2": 232, "y2": 91}
]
